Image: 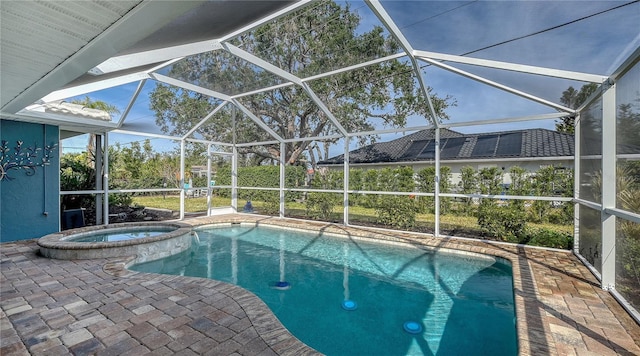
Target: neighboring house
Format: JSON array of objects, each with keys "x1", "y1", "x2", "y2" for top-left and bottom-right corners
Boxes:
[{"x1": 319, "y1": 128, "x2": 575, "y2": 187}]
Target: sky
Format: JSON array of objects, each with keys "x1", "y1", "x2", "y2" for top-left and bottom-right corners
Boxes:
[{"x1": 60, "y1": 0, "x2": 640, "y2": 157}]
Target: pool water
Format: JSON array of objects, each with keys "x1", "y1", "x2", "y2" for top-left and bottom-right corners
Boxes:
[
  {"x1": 131, "y1": 226, "x2": 517, "y2": 355},
  {"x1": 68, "y1": 228, "x2": 171, "y2": 242}
]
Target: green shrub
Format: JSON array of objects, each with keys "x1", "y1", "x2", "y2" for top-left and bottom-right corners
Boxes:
[
  {"x1": 306, "y1": 193, "x2": 341, "y2": 221},
  {"x1": 260, "y1": 191, "x2": 280, "y2": 215},
  {"x1": 457, "y1": 166, "x2": 478, "y2": 215},
  {"x1": 524, "y1": 228, "x2": 573, "y2": 249},
  {"x1": 547, "y1": 205, "x2": 574, "y2": 225},
  {"x1": 361, "y1": 169, "x2": 380, "y2": 208},
  {"x1": 306, "y1": 168, "x2": 342, "y2": 221},
  {"x1": 375, "y1": 196, "x2": 416, "y2": 230},
  {"x1": 215, "y1": 165, "x2": 306, "y2": 202},
  {"x1": 477, "y1": 203, "x2": 526, "y2": 241},
  {"x1": 618, "y1": 219, "x2": 640, "y2": 288},
  {"x1": 416, "y1": 166, "x2": 452, "y2": 214},
  {"x1": 349, "y1": 168, "x2": 364, "y2": 206},
  {"x1": 109, "y1": 193, "x2": 133, "y2": 208}
]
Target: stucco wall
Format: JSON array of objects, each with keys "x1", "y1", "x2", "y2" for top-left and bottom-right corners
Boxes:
[{"x1": 1, "y1": 119, "x2": 60, "y2": 242}]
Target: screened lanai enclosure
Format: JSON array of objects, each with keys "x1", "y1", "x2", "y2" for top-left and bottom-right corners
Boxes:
[{"x1": 1, "y1": 0, "x2": 639, "y2": 322}]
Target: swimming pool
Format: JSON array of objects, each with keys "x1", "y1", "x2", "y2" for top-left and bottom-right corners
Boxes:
[{"x1": 130, "y1": 224, "x2": 517, "y2": 355}]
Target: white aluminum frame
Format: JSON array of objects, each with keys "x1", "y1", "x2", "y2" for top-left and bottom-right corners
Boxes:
[{"x1": 30, "y1": 0, "x2": 638, "y2": 319}]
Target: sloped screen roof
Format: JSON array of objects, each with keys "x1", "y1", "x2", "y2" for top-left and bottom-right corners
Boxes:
[{"x1": 2, "y1": 0, "x2": 638, "y2": 154}]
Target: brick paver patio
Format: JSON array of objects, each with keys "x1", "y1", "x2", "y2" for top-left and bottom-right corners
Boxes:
[{"x1": 2, "y1": 214, "x2": 639, "y2": 355}]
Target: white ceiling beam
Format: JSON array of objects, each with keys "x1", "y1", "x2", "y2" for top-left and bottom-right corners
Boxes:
[
  {"x1": 222, "y1": 43, "x2": 303, "y2": 85},
  {"x1": 413, "y1": 50, "x2": 607, "y2": 83},
  {"x1": 230, "y1": 99, "x2": 283, "y2": 142},
  {"x1": 145, "y1": 58, "x2": 184, "y2": 74},
  {"x1": 610, "y1": 42, "x2": 640, "y2": 81},
  {"x1": 1, "y1": 0, "x2": 209, "y2": 114},
  {"x1": 113, "y1": 129, "x2": 180, "y2": 141},
  {"x1": 230, "y1": 82, "x2": 296, "y2": 99},
  {"x1": 365, "y1": 0, "x2": 441, "y2": 128},
  {"x1": 182, "y1": 102, "x2": 229, "y2": 140},
  {"x1": 301, "y1": 53, "x2": 407, "y2": 82},
  {"x1": 444, "y1": 112, "x2": 566, "y2": 128},
  {"x1": 217, "y1": 0, "x2": 314, "y2": 43},
  {"x1": 420, "y1": 57, "x2": 576, "y2": 114},
  {"x1": 301, "y1": 83, "x2": 348, "y2": 136},
  {"x1": 38, "y1": 58, "x2": 180, "y2": 104},
  {"x1": 348, "y1": 125, "x2": 434, "y2": 138},
  {"x1": 224, "y1": 43, "x2": 349, "y2": 138},
  {"x1": 90, "y1": 42, "x2": 222, "y2": 75},
  {"x1": 86, "y1": 1, "x2": 314, "y2": 77},
  {"x1": 113, "y1": 129, "x2": 233, "y2": 147},
  {"x1": 365, "y1": 1, "x2": 414, "y2": 55},
  {"x1": 185, "y1": 138, "x2": 230, "y2": 146},
  {"x1": 40, "y1": 72, "x2": 150, "y2": 103},
  {"x1": 282, "y1": 133, "x2": 345, "y2": 143},
  {"x1": 117, "y1": 79, "x2": 147, "y2": 128},
  {"x1": 235, "y1": 140, "x2": 280, "y2": 148},
  {"x1": 151, "y1": 73, "x2": 232, "y2": 101}
]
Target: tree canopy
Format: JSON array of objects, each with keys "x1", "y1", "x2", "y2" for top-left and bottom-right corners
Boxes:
[{"x1": 149, "y1": 0, "x2": 453, "y2": 166}]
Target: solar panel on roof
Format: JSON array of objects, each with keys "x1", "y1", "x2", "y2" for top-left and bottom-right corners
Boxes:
[
  {"x1": 416, "y1": 141, "x2": 437, "y2": 159},
  {"x1": 471, "y1": 135, "x2": 499, "y2": 157},
  {"x1": 399, "y1": 140, "x2": 429, "y2": 160},
  {"x1": 440, "y1": 137, "x2": 466, "y2": 159},
  {"x1": 495, "y1": 133, "x2": 522, "y2": 156}
]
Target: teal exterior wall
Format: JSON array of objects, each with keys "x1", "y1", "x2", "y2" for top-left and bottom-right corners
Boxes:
[{"x1": 1, "y1": 119, "x2": 60, "y2": 242}]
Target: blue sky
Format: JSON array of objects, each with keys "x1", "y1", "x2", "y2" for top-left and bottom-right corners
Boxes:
[{"x1": 61, "y1": 0, "x2": 640, "y2": 156}]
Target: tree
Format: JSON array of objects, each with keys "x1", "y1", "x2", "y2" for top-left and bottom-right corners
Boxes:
[
  {"x1": 556, "y1": 83, "x2": 598, "y2": 133},
  {"x1": 149, "y1": 0, "x2": 453, "y2": 166}
]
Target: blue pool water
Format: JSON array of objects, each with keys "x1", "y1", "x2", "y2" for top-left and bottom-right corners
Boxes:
[
  {"x1": 131, "y1": 225, "x2": 517, "y2": 355},
  {"x1": 68, "y1": 228, "x2": 172, "y2": 242}
]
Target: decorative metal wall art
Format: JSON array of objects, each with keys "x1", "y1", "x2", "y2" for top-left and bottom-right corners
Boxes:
[{"x1": 0, "y1": 140, "x2": 58, "y2": 181}]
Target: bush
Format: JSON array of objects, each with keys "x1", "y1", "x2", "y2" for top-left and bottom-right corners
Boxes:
[
  {"x1": 618, "y1": 219, "x2": 640, "y2": 288},
  {"x1": 416, "y1": 166, "x2": 452, "y2": 214},
  {"x1": 260, "y1": 191, "x2": 280, "y2": 215},
  {"x1": 457, "y1": 166, "x2": 478, "y2": 215},
  {"x1": 361, "y1": 169, "x2": 380, "y2": 208},
  {"x1": 477, "y1": 203, "x2": 526, "y2": 241},
  {"x1": 306, "y1": 193, "x2": 341, "y2": 221},
  {"x1": 109, "y1": 193, "x2": 133, "y2": 208},
  {"x1": 547, "y1": 205, "x2": 574, "y2": 225},
  {"x1": 349, "y1": 168, "x2": 364, "y2": 206},
  {"x1": 375, "y1": 196, "x2": 416, "y2": 230},
  {"x1": 306, "y1": 169, "x2": 342, "y2": 221},
  {"x1": 215, "y1": 164, "x2": 306, "y2": 202},
  {"x1": 524, "y1": 228, "x2": 573, "y2": 249}
]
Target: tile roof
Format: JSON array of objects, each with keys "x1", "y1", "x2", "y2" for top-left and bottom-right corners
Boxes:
[{"x1": 321, "y1": 128, "x2": 576, "y2": 165}]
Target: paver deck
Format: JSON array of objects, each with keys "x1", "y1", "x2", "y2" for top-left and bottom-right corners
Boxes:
[{"x1": 2, "y1": 214, "x2": 639, "y2": 355}]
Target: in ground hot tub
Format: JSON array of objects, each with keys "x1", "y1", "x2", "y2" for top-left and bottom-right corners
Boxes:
[{"x1": 38, "y1": 222, "x2": 194, "y2": 262}]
